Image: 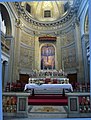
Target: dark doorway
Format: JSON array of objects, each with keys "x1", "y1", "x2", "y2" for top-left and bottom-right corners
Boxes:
[
  {"x1": 19, "y1": 74, "x2": 29, "y2": 84},
  {"x1": 67, "y1": 73, "x2": 77, "y2": 83}
]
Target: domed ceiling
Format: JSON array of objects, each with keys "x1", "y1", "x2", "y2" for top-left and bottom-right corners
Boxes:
[{"x1": 20, "y1": 1, "x2": 73, "y2": 22}]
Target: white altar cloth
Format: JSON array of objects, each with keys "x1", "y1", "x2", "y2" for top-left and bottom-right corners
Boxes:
[{"x1": 24, "y1": 83, "x2": 73, "y2": 92}]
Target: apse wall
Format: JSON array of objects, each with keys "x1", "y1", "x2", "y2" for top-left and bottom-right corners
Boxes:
[{"x1": 0, "y1": 1, "x2": 89, "y2": 84}]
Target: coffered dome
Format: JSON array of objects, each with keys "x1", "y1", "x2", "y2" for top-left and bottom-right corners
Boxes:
[{"x1": 20, "y1": 1, "x2": 73, "y2": 22}]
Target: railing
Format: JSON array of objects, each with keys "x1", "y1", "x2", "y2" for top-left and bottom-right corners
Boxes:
[
  {"x1": 1, "y1": 41, "x2": 10, "y2": 55},
  {"x1": 3, "y1": 92, "x2": 29, "y2": 118},
  {"x1": 67, "y1": 93, "x2": 91, "y2": 118},
  {"x1": 2, "y1": 92, "x2": 91, "y2": 118}
]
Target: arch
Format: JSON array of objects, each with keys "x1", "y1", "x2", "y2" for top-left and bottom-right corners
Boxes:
[
  {"x1": 84, "y1": 11, "x2": 88, "y2": 33},
  {"x1": 0, "y1": 4, "x2": 12, "y2": 36},
  {"x1": 40, "y1": 43, "x2": 56, "y2": 70},
  {"x1": 80, "y1": 2, "x2": 88, "y2": 35}
]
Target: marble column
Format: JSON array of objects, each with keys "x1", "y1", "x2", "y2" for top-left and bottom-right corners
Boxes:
[
  {"x1": 0, "y1": 59, "x2": 3, "y2": 120},
  {"x1": 35, "y1": 35, "x2": 39, "y2": 70},
  {"x1": 0, "y1": 9, "x2": 3, "y2": 120},
  {"x1": 6, "y1": 36, "x2": 14, "y2": 83},
  {"x1": 89, "y1": 0, "x2": 91, "y2": 108},
  {"x1": 56, "y1": 36, "x2": 61, "y2": 70},
  {"x1": 73, "y1": 19, "x2": 84, "y2": 83},
  {"x1": 1, "y1": 60, "x2": 4, "y2": 90},
  {"x1": 1, "y1": 59, "x2": 4, "y2": 89},
  {"x1": 4, "y1": 61, "x2": 9, "y2": 89},
  {"x1": 81, "y1": 34, "x2": 89, "y2": 83},
  {"x1": 33, "y1": 31, "x2": 35, "y2": 70},
  {"x1": 12, "y1": 19, "x2": 22, "y2": 81}
]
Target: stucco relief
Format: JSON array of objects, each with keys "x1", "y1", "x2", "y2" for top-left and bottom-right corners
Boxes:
[
  {"x1": 61, "y1": 30, "x2": 74, "y2": 46},
  {"x1": 61, "y1": 44, "x2": 76, "y2": 69},
  {"x1": 21, "y1": 31, "x2": 34, "y2": 47},
  {"x1": 20, "y1": 46, "x2": 33, "y2": 69}
]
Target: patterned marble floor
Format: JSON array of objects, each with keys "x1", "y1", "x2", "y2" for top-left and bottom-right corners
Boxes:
[
  {"x1": 3, "y1": 106, "x2": 91, "y2": 120},
  {"x1": 28, "y1": 105, "x2": 67, "y2": 119},
  {"x1": 28, "y1": 105, "x2": 67, "y2": 113},
  {"x1": 3, "y1": 118, "x2": 91, "y2": 120}
]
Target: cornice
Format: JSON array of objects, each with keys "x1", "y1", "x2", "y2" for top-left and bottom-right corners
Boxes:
[
  {"x1": 61, "y1": 42, "x2": 75, "y2": 49},
  {"x1": 20, "y1": 42, "x2": 33, "y2": 49},
  {"x1": 20, "y1": 14, "x2": 76, "y2": 34}
]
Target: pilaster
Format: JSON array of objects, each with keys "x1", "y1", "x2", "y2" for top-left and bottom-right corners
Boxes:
[
  {"x1": 73, "y1": 19, "x2": 84, "y2": 83},
  {"x1": 56, "y1": 36, "x2": 61, "y2": 70},
  {"x1": 81, "y1": 34, "x2": 89, "y2": 83},
  {"x1": 4, "y1": 61, "x2": 9, "y2": 89},
  {"x1": 12, "y1": 18, "x2": 22, "y2": 81},
  {"x1": 6, "y1": 36, "x2": 14, "y2": 83},
  {"x1": 1, "y1": 59, "x2": 4, "y2": 89}
]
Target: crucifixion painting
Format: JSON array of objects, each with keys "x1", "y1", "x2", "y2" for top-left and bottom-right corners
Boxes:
[{"x1": 41, "y1": 44, "x2": 55, "y2": 70}]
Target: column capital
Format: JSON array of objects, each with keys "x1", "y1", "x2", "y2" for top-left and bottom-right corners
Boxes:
[
  {"x1": 72, "y1": 18, "x2": 80, "y2": 29},
  {"x1": 1, "y1": 59, "x2": 4, "y2": 64},
  {"x1": 4, "y1": 61, "x2": 8, "y2": 66},
  {"x1": 15, "y1": 18, "x2": 21, "y2": 28}
]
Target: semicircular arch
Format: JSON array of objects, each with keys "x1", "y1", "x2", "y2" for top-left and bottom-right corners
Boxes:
[{"x1": 0, "y1": 3, "x2": 12, "y2": 36}]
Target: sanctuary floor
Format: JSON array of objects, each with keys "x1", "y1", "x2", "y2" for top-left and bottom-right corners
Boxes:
[{"x1": 3, "y1": 118, "x2": 91, "y2": 120}]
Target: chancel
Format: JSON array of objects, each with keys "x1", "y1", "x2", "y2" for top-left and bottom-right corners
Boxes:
[{"x1": 1, "y1": 0, "x2": 91, "y2": 119}]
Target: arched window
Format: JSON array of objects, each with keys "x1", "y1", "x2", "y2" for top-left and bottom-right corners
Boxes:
[
  {"x1": 0, "y1": 10, "x2": 6, "y2": 34},
  {"x1": 1, "y1": 19, "x2": 6, "y2": 34},
  {"x1": 41, "y1": 44, "x2": 55, "y2": 70},
  {"x1": 26, "y1": 3, "x2": 31, "y2": 13}
]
